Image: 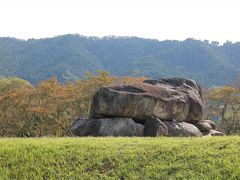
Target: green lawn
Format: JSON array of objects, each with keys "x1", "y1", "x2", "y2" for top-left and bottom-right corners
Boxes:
[{"x1": 0, "y1": 137, "x2": 239, "y2": 179}]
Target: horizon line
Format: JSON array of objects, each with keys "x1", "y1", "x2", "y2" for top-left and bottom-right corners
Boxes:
[{"x1": 0, "y1": 33, "x2": 237, "y2": 44}]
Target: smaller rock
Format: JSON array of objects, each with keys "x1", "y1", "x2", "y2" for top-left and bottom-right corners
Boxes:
[
  {"x1": 70, "y1": 117, "x2": 144, "y2": 137},
  {"x1": 69, "y1": 118, "x2": 99, "y2": 136},
  {"x1": 144, "y1": 117, "x2": 168, "y2": 137},
  {"x1": 98, "y1": 118, "x2": 144, "y2": 136},
  {"x1": 195, "y1": 121, "x2": 212, "y2": 133},
  {"x1": 201, "y1": 120, "x2": 216, "y2": 130},
  {"x1": 163, "y1": 120, "x2": 203, "y2": 137},
  {"x1": 209, "y1": 130, "x2": 224, "y2": 136}
]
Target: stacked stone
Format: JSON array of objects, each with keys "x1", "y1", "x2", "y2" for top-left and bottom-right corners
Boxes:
[{"x1": 70, "y1": 78, "x2": 224, "y2": 137}]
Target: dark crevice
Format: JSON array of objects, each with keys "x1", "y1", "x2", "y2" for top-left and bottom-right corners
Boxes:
[
  {"x1": 112, "y1": 85, "x2": 146, "y2": 93},
  {"x1": 132, "y1": 118, "x2": 145, "y2": 125},
  {"x1": 91, "y1": 114, "x2": 123, "y2": 119},
  {"x1": 91, "y1": 115, "x2": 146, "y2": 126}
]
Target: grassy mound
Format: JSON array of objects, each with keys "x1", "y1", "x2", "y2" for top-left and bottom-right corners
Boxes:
[{"x1": 0, "y1": 137, "x2": 239, "y2": 179}]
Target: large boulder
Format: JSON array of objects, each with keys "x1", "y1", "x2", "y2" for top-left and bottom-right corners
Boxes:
[
  {"x1": 163, "y1": 120, "x2": 203, "y2": 137},
  {"x1": 90, "y1": 78, "x2": 203, "y2": 123},
  {"x1": 70, "y1": 117, "x2": 144, "y2": 137},
  {"x1": 144, "y1": 118, "x2": 168, "y2": 137}
]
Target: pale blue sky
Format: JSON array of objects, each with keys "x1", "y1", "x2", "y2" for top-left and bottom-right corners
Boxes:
[{"x1": 0, "y1": 0, "x2": 240, "y2": 43}]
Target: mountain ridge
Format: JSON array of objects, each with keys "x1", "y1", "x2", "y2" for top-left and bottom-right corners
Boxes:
[{"x1": 0, "y1": 34, "x2": 239, "y2": 86}]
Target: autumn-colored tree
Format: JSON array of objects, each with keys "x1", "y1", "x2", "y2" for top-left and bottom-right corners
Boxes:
[
  {"x1": 205, "y1": 86, "x2": 240, "y2": 135},
  {"x1": 0, "y1": 77, "x2": 32, "y2": 94},
  {"x1": 0, "y1": 72, "x2": 147, "y2": 137}
]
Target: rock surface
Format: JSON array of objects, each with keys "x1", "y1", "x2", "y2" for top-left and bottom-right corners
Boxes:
[
  {"x1": 200, "y1": 120, "x2": 216, "y2": 130},
  {"x1": 144, "y1": 118, "x2": 168, "y2": 136},
  {"x1": 90, "y1": 78, "x2": 203, "y2": 123},
  {"x1": 163, "y1": 120, "x2": 203, "y2": 137},
  {"x1": 70, "y1": 117, "x2": 144, "y2": 137},
  {"x1": 144, "y1": 78, "x2": 203, "y2": 122},
  {"x1": 195, "y1": 121, "x2": 212, "y2": 133}
]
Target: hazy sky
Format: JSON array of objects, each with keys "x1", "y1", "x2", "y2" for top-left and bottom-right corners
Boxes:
[{"x1": 1, "y1": 0, "x2": 240, "y2": 42}]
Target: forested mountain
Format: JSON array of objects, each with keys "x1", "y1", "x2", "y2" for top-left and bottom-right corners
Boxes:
[{"x1": 0, "y1": 34, "x2": 240, "y2": 86}]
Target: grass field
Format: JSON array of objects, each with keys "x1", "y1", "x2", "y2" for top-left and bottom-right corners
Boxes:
[{"x1": 0, "y1": 137, "x2": 239, "y2": 179}]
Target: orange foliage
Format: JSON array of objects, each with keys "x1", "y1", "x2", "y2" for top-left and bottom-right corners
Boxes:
[{"x1": 0, "y1": 71, "x2": 147, "y2": 137}]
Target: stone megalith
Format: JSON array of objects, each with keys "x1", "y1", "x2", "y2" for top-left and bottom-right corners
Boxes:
[
  {"x1": 70, "y1": 77, "x2": 224, "y2": 137},
  {"x1": 90, "y1": 77, "x2": 203, "y2": 123}
]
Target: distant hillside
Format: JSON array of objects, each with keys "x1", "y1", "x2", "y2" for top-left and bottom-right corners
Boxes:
[{"x1": 0, "y1": 34, "x2": 240, "y2": 86}]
